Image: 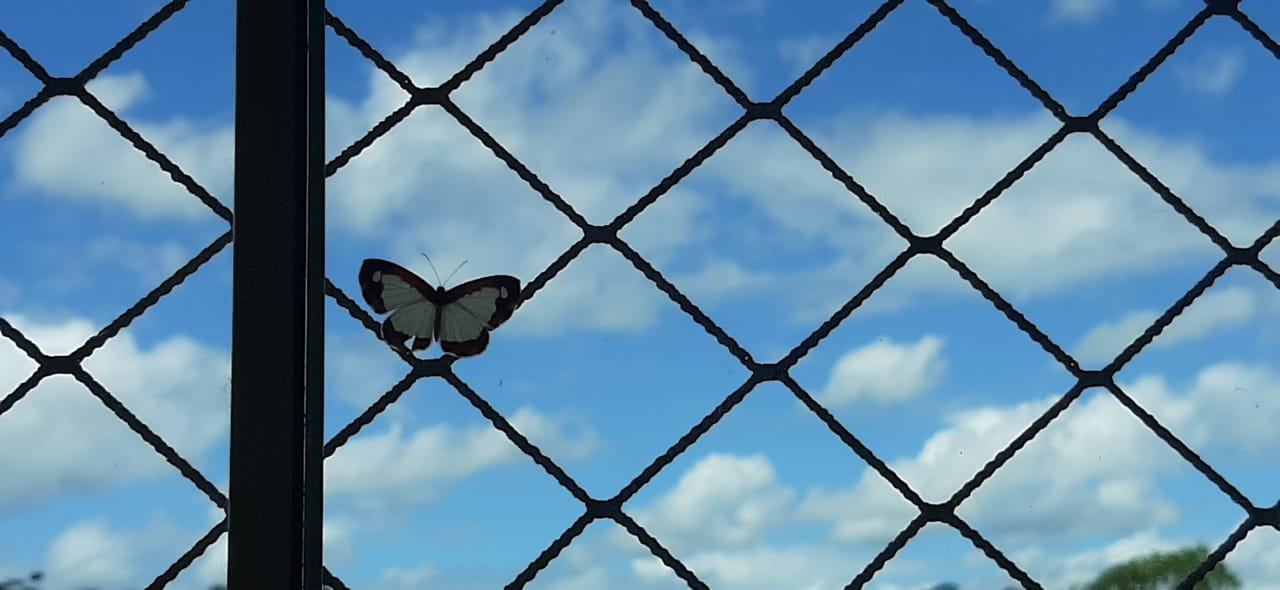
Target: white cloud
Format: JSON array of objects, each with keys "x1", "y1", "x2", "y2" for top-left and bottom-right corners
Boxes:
[
  {"x1": 941, "y1": 391, "x2": 1184, "y2": 537},
  {"x1": 820, "y1": 335, "x2": 946, "y2": 406},
  {"x1": 192, "y1": 534, "x2": 227, "y2": 590},
  {"x1": 324, "y1": 420, "x2": 513, "y2": 510},
  {"x1": 503, "y1": 246, "x2": 671, "y2": 336},
  {"x1": 620, "y1": 453, "x2": 881, "y2": 590},
  {"x1": 323, "y1": 0, "x2": 737, "y2": 336},
  {"x1": 1017, "y1": 527, "x2": 1280, "y2": 590},
  {"x1": 8, "y1": 73, "x2": 233, "y2": 220},
  {"x1": 323, "y1": 516, "x2": 360, "y2": 569},
  {"x1": 85, "y1": 72, "x2": 151, "y2": 111},
  {"x1": 1158, "y1": 362, "x2": 1280, "y2": 454},
  {"x1": 798, "y1": 389, "x2": 1186, "y2": 546},
  {"x1": 1074, "y1": 285, "x2": 1258, "y2": 364},
  {"x1": 1098, "y1": 118, "x2": 1280, "y2": 245},
  {"x1": 87, "y1": 236, "x2": 191, "y2": 285},
  {"x1": 542, "y1": 564, "x2": 615, "y2": 590},
  {"x1": 669, "y1": 257, "x2": 774, "y2": 304},
  {"x1": 1227, "y1": 528, "x2": 1280, "y2": 590},
  {"x1": 656, "y1": 109, "x2": 1279, "y2": 321},
  {"x1": 538, "y1": 523, "x2": 674, "y2": 589},
  {"x1": 1175, "y1": 48, "x2": 1245, "y2": 96},
  {"x1": 597, "y1": 360, "x2": 1277, "y2": 587},
  {"x1": 530, "y1": 361, "x2": 1280, "y2": 590},
  {"x1": 1074, "y1": 309, "x2": 1161, "y2": 365},
  {"x1": 633, "y1": 453, "x2": 794, "y2": 550},
  {"x1": 509, "y1": 406, "x2": 600, "y2": 461},
  {"x1": 1162, "y1": 285, "x2": 1259, "y2": 339},
  {"x1": 794, "y1": 481, "x2": 913, "y2": 544},
  {"x1": 1012, "y1": 529, "x2": 1184, "y2": 589},
  {"x1": 0, "y1": 314, "x2": 229, "y2": 511},
  {"x1": 36, "y1": 516, "x2": 209, "y2": 590},
  {"x1": 777, "y1": 35, "x2": 832, "y2": 74},
  {"x1": 548, "y1": 359, "x2": 1279, "y2": 589},
  {"x1": 689, "y1": 121, "x2": 882, "y2": 243},
  {"x1": 43, "y1": 520, "x2": 136, "y2": 590},
  {"x1": 373, "y1": 563, "x2": 439, "y2": 590},
  {"x1": 636, "y1": 545, "x2": 856, "y2": 590},
  {"x1": 942, "y1": 134, "x2": 1215, "y2": 298},
  {"x1": 324, "y1": 406, "x2": 596, "y2": 512},
  {"x1": 1050, "y1": 0, "x2": 1112, "y2": 24},
  {"x1": 13, "y1": 2, "x2": 1273, "y2": 341},
  {"x1": 798, "y1": 359, "x2": 1280, "y2": 551}
]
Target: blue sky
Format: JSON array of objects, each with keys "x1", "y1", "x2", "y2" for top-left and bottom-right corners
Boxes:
[{"x1": 1, "y1": 0, "x2": 1279, "y2": 589}]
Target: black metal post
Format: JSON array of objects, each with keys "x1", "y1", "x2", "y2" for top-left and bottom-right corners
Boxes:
[
  {"x1": 302, "y1": 0, "x2": 327, "y2": 586},
  {"x1": 230, "y1": 0, "x2": 324, "y2": 587}
]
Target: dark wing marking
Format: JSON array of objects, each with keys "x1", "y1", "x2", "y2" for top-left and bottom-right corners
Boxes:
[
  {"x1": 359, "y1": 259, "x2": 435, "y2": 312},
  {"x1": 359, "y1": 258, "x2": 439, "y2": 351},
  {"x1": 440, "y1": 329, "x2": 490, "y2": 357}
]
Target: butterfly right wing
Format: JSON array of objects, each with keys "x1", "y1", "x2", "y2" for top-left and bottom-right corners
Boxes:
[
  {"x1": 436, "y1": 275, "x2": 520, "y2": 357},
  {"x1": 359, "y1": 258, "x2": 439, "y2": 351}
]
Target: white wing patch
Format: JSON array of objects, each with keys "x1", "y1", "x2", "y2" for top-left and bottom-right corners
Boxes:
[
  {"x1": 388, "y1": 299, "x2": 437, "y2": 338},
  {"x1": 377, "y1": 272, "x2": 428, "y2": 309},
  {"x1": 438, "y1": 286, "x2": 505, "y2": 342},
  {"x1": 375, "y1": 273, "x2": 436, "y2": 338}
]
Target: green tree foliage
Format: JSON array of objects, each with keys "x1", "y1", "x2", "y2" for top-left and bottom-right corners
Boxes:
[{"x1": 1079, "y1": 545, "x2": 1241, "y2": 590}]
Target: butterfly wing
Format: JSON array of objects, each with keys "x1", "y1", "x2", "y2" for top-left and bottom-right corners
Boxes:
[
  {"x1": 436, "y1": 275, "x2": 521, "y2": 357},
  {"x1": 359, "y1": 259, "x2": 439, "y2": 351}
]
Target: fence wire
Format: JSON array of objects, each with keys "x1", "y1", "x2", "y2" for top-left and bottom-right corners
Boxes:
[
  {"x1": 0, "y1": 0, "x2": 231, "y2": 587},
  {"x1": 322, "y1": 1, "x2": 1280, "y2": 589},
  {"x1": 0, "y1": 0, "x2": 1277, "y2": 588}
]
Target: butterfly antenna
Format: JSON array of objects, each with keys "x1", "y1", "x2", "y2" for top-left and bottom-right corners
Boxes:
[
  {"x1": 420, "y1": 252, "x2": 443, "y2": 285},
  {"x1": 442, "y1": 260, "x2": 468, "y2": 286}
]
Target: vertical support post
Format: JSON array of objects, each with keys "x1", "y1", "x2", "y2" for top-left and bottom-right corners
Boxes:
[
  {"x1": 302, "y1": 0, "x2": 327, "y2": 586},
  {"x1": 230, "y1": 0, "x2": 324, "y2": 587}
]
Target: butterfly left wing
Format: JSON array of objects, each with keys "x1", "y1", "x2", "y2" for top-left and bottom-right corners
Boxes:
[
  {"x1": 436, "y1": 275, "x2": 521, "y2": 357},
  {"x1": 359, "y1": 258, "x2": 439, "y2": 352}
]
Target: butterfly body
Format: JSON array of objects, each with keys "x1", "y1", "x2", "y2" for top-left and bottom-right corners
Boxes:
[{"x1": 359, "y1": 258, "x2": 520, "y2": 357}]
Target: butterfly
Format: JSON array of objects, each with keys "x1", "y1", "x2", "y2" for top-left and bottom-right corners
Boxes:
[{"x1": 359, "y1": 258, "x2": 521, "y2": 357}]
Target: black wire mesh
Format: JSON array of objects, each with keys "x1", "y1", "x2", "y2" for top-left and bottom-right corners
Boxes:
[
  {"x1": 0, "y1": 0, "x2": 231, "y2": 587},
  {"x1": 321, "y1": 1, "x2": 1280, "y2": 589},
  {"x1": 0, "y1": 0, "x2": 1276, "y2": 588}
]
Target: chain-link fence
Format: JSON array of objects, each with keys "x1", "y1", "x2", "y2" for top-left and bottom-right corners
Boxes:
[
  {"x1": 2, "y1": 0, "x2": 1279, "y2": 588},
  {"x1": 320, "y1": 1, "x2": 1280, "y2": 588},
  {"x1": 0, "y1": 0, "x2": 231, "y2": 586}
]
